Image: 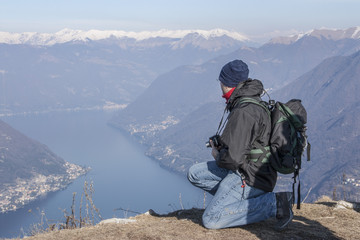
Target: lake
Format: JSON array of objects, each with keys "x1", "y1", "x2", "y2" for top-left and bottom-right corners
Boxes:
[{"x1": 0, "y1": 110, "x2": 204, "y2": 238}]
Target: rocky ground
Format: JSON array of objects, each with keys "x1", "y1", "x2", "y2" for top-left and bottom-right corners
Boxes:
[{"x1": 6, "y1": 197, "x2": 360, "y2": 240}]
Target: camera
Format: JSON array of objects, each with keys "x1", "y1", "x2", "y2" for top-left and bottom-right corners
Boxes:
[{"x1": 205, "y1": 135, "x2": 221, "y2": 148}]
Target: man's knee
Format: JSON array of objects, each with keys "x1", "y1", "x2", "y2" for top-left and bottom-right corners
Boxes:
[{"x1": 187, "y1": 164, "x2": 198, "y2": 184}]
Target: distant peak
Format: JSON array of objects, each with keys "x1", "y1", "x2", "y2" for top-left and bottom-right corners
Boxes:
[
  {"x1": 269, "y1": 26, "x2": 360, "y2": 45},
  {"x1": 0, "y1": 29, "x2": 249, "y2": 45},
  {"x1": 308, "y1": 27, "x2": 360, "y2": 40}
]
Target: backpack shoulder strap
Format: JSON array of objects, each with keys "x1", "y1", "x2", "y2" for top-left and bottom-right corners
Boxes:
[{"x1": 238, "y1": 97, "x2": 271, "y2": 117}]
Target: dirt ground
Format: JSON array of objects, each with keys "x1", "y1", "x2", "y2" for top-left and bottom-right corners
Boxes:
[{"x1": 7, "y1": 197, "x2": 360, "y2": 240}]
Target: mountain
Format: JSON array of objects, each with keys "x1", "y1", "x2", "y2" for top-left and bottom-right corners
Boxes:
[
  {"x1": 240, "y1": 26, "x2": 360, "y2": 88},
  {"x1": 110, "y1": 28, "x2": 360, "y2": 202},
  {"x1": 108, "y1": 60, "x2": 224, "y2": 142},
  {"x1": 270, "y1": 26, "x2": 360, "y2": 45},
  {"x1": 0, "y1": 28, "x2": 250, "y2": 46},
  {"x1": 0, "y1": 119, "x2": 88, "y2": 213},
  {"x1": 110, "y1": 27, "x2": 360, "y2": 143},
  {"x1": 145, "y1": 102, "x2": 225, "y2": 173},
  {"x1": 0, "y1": 30, "x2": 249, "y2": 116},
  {"x1": 1, "y1": 27, "x2": 359, "y2": 116}
]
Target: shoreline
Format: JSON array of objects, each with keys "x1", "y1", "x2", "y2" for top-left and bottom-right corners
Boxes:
[{"x1": 0, "y1": 163, "x2": 90, "y2": 214}]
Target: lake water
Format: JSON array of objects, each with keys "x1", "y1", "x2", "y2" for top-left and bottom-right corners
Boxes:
[{"x1": 0, "y1": 110, "x2": 204, "y2": 238}]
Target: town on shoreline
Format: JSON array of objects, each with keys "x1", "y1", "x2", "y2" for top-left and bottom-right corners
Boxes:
[{"x1": 0, "y1": 162, "x2": 89, "y2": 213}]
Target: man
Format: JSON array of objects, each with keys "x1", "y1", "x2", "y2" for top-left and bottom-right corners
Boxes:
[{"x1": 187, "y1": 59, "x2": 293, "y2": 230}]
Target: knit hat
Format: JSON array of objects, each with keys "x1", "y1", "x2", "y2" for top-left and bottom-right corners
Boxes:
[{"x1": 218, "y1": 60, "x2": 249, "y2": 87}]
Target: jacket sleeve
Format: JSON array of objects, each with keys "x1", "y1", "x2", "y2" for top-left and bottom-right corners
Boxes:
[{"x1": 216, "y1": 107, "x2": 259, "y2": 171}]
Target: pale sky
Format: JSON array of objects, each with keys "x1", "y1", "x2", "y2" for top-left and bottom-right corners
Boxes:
[{"x1": 1, "y1": 0, "x2": 359, "y2": 39}]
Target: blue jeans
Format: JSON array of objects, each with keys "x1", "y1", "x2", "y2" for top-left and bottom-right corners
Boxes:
[{"x1": 188, "y1": 161, "x2": 277, "y2": 229}]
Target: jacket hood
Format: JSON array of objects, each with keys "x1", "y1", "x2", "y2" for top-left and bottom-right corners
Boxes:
[{"x1": 227, "y1": 79, "x2": 264, "y2": 110}]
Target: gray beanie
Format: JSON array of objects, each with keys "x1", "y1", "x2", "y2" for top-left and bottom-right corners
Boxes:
[{"x1": 219, "y1": 60, "x2": 249, "y2": 87}]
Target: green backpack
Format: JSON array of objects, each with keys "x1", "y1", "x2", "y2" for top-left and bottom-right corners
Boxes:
[{"x1": 241, "y1": 98, "x2": 311, "y2": 209}]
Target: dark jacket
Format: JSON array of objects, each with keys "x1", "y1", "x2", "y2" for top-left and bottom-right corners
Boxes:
[{"x1": 216, "y1": 79, "x2": 277, "y2": 192}]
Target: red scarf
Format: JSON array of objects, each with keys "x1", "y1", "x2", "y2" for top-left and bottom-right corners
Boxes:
[{"x1": 222, "y1": 87, "x2": 235, "y2": 103}]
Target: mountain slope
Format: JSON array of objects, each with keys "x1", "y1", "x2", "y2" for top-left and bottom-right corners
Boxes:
[
  {"x1": 246, "y1": 32, "x2": 360, "y2": 88},
  {"x1": 109, "y1": 60, "x2": 224, "y2": 142},
  {"x1": 271, "y1": 50, "x2": 360, "y2": 202},
  {"x1": 145, "y1": 102, "x2": 225, "y2": 173},
  {"x1": 0, "y1": 119, "x2": 87, "y2": 212},
  {"x1": 0, "y1": 120, "x2": 67, "y2": 183}
]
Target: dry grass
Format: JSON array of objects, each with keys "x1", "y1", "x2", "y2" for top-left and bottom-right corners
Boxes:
[
  {"x1": 23, "y1": 181, "x2": 102, "y2": 237},
  {"x1": 10, "y1": 199, "x2": 360, "y2": 240}
]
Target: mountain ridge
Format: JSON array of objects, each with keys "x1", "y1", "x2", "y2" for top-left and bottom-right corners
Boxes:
[
  {"x1": 0, "y1": 28, "x2": 250, "y2": 46},
  {"x1": 0, "y1": 32, "x2": 247, "y2": 115},
  {"x1": 269, "y1": 26, "x2": 360, "y2": 45},
  {"x1": 2, "y1": 27, "x2": 359, "y2": 47}
]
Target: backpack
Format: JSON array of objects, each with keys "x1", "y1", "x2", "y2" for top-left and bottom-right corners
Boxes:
[{"x1": 241, "y1": 98, "x2": 311, "y2": 209}]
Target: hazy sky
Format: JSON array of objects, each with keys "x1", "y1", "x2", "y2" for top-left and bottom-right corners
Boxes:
[{"x1": 1, "y1": 0, "x2": 359, "y2": 38}]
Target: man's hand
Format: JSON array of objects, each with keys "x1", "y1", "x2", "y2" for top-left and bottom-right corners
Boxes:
[{"x1": 210, "y1": 140, "x2": 219, "y2": 160}]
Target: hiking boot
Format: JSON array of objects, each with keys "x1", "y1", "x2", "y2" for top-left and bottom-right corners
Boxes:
[{"x1": 274, "y1": 192, "x2": 293, "y2": 231}]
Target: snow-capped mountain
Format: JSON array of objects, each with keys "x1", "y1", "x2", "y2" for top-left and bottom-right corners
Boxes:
[
  {"x1": 0, "y1": 28, "x2": 253, "y2": 115},
  {"x1": 0, "y1": 28, "x2": 249, "y2": 46},
  {"x1": 269, "y1": 26, "x2": 360, "y2": 44},
  {"x1": 1, "y1": 26, "x2": 359, "y2": 116}
]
